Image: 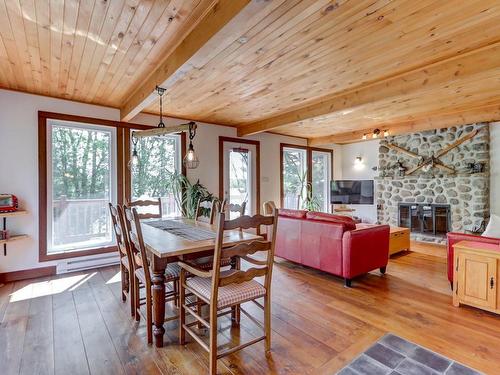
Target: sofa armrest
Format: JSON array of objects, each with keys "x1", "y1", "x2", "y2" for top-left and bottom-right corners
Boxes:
[
  {"x1": 446, "y1": 232, "x2": 500, "y2": 282},
  {"x1": 342, "y1": 225, "x2": 390, "y2": 279}
]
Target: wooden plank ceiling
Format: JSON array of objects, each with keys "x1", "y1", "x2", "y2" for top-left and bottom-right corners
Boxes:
[
  {"x1": 0, "y1": 0, "x2": 215, "y2": 108},
  {"x1": 1, "y1": 0, "x2": 500, "y2": 144}
]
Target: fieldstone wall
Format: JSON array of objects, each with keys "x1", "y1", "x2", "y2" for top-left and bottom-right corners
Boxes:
[{"x1": 376, "y1": 123, "x2": 490, "y2": 243}]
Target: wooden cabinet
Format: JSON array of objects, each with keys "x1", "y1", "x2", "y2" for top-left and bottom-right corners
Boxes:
[
  {"x1": 453, "y1": 241, "x2": 500, "y2": 314},
  {"x1": 389, "y1": 227, "x2": 410, "y2": 256}
]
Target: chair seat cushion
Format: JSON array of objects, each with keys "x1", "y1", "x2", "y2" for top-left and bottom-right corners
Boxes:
[
  {"x1": 135, "y1": 263, "x2": 180, "y2": 284},
  {"x1": 186, "y1": 270, "x2": 266, "y2": 309},
  {"x1": 189, "y1": 256, "x2": 232, "y2": 270}
]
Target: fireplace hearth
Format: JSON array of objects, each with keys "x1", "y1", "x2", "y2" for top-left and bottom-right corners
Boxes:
[{"x1": 398, "y1": 203, "x2": 450, "y2": 236}]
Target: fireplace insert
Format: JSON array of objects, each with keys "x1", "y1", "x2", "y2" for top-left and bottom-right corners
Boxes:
[{"x1": 398, "y1": 203, "x2": 450, "y2": 235}]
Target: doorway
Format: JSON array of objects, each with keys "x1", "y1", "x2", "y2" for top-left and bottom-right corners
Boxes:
[{"x1": 219, "y1": 137, "x2": 260, "y2": 217}]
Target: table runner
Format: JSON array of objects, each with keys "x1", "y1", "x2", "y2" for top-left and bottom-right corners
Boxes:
[{"x1": 145, "y1": 219, "x2": 217, "y2": 241}]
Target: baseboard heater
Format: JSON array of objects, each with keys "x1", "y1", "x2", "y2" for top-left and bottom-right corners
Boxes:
[{"x1": 56, "y1": 253, "x2": 120, "y2": 274}]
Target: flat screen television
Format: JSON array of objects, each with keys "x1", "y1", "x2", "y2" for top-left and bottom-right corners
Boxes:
[{"x1": 331, "y1": 180, "x2": 374, "y2": 205}]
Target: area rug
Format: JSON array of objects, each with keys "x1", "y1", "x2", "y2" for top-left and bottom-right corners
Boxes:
[{"x1": 337, "y1": 334, "x2": 482, "y2": 375}]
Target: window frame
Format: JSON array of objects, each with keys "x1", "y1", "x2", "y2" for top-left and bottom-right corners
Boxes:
[
  {"x1": 38, "y1": 111, "x2": 185, "y2": 262},
  {"x1": 218, "y1": 137, "x2": 261, "y2": 215},
  {"x1": 46, "y1": 120, "x2": 117, "y2": 254},
  {"x1": 124, "y1": 128, "x2": 186, "y2": 204},
  {"x1": 127, "y1": 131, "x2": 185, "y2": 217},
  {"x1": 279, "y1": 143, "x2": 334, "y2": 212}
]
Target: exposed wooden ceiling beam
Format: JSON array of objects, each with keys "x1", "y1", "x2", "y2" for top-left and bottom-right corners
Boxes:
[
  {"x1": 237, "y1": 41, "x2": 500, "y2": 137},
  {"x1": 120, "y1": 0, "x2": 253, "y2": 122},
  {"x1": 308, "y1": 103, "x2": 500, "y2": 146}
]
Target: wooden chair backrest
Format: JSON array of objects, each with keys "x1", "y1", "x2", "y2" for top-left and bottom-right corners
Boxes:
[
  {"x1": 221, "y1": 199, "x2": 246, "y2": 217},
  {"x1": 108, "y1": 203, "x2": 133, "y2": 263},
  {"x1": 262, "y1": 201, "x2": 276, "y2": 216},
  {"x1": 123, "y1": 205, "x2": 151, "y2": 287},
  {"x1": 128, "y1": 198, "x2": 162, "y2": 219},
  {"x1": 195, "y1": 198, "x2": 218, "y2": 224},
  {"x1": 210, "y1": 209, "x2": 278, "y2": 301}
]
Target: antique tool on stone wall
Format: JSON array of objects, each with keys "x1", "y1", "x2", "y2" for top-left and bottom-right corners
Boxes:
[
  {"x1": 386, "y1": 129, "x2": 479, "y2": 176},
  {"x1": 385, "y1": 143, "x2": 453, "y2": 174}
]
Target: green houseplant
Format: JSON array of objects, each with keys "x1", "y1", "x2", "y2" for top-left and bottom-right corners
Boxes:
[
  {"x1": 302, "y1": 182, "x2": 321, "y2": 212},
  {"x1": 166, "y1": 173, "x2": 215, "y2": 219}
]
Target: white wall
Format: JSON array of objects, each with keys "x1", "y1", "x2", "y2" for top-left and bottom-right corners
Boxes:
[
  {"x1": 0, "y1": 89, "x2": 312, "y2": 273},
  {"x1": 334, "y1": 140, "x2": 379, "y2": 223},
  {"x1": 490, "y1": 122, "x2": 500, "y2": 215},
  {"x1": 0, "y1": 89, "x2": 119, "y2": 273}
]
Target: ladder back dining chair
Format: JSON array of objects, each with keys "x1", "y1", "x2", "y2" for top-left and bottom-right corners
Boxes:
[
  {"x1": 221, "y1": 199, "x2": 247, "y2": 219},
  {"x1": 195, "y1": 198, "x2": 219, "y2": 224},
  {"x1": 128, "y1": 198, "x2": 162, "y2": 219},
  {"x1": 123, "y1": 205, "x2": 180, "y2": 344},
  {"x1": 108, "y1": 203, "x2": 135, "y2": 317},
  {"x1": 178, "y1": 209, "x2": 278, "y2": 375}
]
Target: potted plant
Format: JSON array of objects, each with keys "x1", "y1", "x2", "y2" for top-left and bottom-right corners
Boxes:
[{"x1": 167, "y1": 173, "x2": 217, "y2": 219}]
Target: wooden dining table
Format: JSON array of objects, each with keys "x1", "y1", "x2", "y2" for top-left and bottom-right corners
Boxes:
[{"x1": 140, "y1": 217, "x2": 262, "y2": 348}]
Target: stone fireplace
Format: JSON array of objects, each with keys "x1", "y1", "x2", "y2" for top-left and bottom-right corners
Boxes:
[{"x1": 376, "y1": 123, "x2": 490, "y2": 243}]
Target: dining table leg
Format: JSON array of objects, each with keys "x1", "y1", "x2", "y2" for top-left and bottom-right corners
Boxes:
[
  {"x1": 231, "y1": 256, "x2": 241, "y2": 326},
  {"x1": 152, "y1": 257, "x2": 167, "y2": 348}
]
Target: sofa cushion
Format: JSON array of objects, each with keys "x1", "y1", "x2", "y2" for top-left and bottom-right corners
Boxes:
[
  {"x1": 278, "y1": 208, "x2": 308, "y2": 219},
  {"x1": 306, "y1": 211, "x2": 356, "y2": 231}
]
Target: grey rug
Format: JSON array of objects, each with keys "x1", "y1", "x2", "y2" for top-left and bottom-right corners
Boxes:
[{"x1": 337, "y1": 334, "x2": 482, "y2": 375}]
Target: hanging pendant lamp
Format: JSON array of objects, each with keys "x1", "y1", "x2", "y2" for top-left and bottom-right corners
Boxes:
[{"x1": 183, "y1": 122, "x2": 199, "y2": 169}]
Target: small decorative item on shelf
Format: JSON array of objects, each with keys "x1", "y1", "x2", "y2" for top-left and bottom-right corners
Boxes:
[
  {"x1": 0, "y1": 194, "x2": 18, "y2": 213},
  {"x1": 467, "y1": 162, "x2": 485, "y2": 174}
]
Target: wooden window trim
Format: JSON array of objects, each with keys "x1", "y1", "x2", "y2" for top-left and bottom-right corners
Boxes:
[
  {"x1": 279, "y1": 143, "x2": 334, "y2": 210},
  {"x1": 38, "y1": 111, "x2": 185, "y2": 262},
  {"x1": 218, "y1": 137, "x2": 261, "y2": 214}
]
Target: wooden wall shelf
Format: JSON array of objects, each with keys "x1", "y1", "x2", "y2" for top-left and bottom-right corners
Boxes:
[
  {"x1": 0, "y1": 234, "x2": 29, "y2": 245},
  {"x1": 1, "y1": 210, "x2": 29, "y2": 256},
  {"x1": 0, "y1": 210, "x2": 28, "y2": 218}
]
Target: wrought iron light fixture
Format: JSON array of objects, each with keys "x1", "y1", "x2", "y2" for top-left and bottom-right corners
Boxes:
[
  {"x1": 372, "y1": 129, "x2": 380, "y2": 139},
  {"x1": 183, "y1": 122, "x2": 199, "y2": 169},
  {"x1": 128, "y1": 135, "x2": 139, "y2": 170},
  {"x1": 156, "y1": 86, "x2": 166, "y2": 128}
]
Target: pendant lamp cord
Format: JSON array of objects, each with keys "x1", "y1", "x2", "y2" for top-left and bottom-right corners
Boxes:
[{"x1": 156, "y1": 86, "x2": 166, "y2": 128}]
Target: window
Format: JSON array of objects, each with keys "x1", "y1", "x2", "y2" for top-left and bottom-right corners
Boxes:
[
  {"x1": 280, "y1": 144, "x2": 333, "y2": 212},
  {"x1": 311, "y1": 150, "x2": 332, "y2": 212},
  {"x1": 39, "y1": 112, "x2": 186, "y2": 261},
  {"x1": 130, "y1": 134, "x2": 182, "y2": 217},
  {"x1": 282, "y1": 147, "x2": 308, "y2": 210},
  {"x1": 47, "y1": 120, "x2": 117, "y2": 254},
  {"x1": 220, "y1": 137, "x2": 260, "y2": 218}
]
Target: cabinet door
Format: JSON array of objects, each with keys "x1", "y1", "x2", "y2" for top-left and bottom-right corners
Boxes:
[{"x1": 457, "y1": 252, "x2": 497, "y2": 310}]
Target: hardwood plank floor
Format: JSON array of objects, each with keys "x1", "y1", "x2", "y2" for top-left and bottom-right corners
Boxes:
[{"x1": 1, "y1": 251, "x2": 499, "y2": 374}]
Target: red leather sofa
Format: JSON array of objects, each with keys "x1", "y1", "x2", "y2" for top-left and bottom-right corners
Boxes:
[
  {"x1": 275, "y1": 209, "x2": 390, "y2": 287},
  {"x1": 446, "y1": 232, "x2": 500, "y2": 288}
]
